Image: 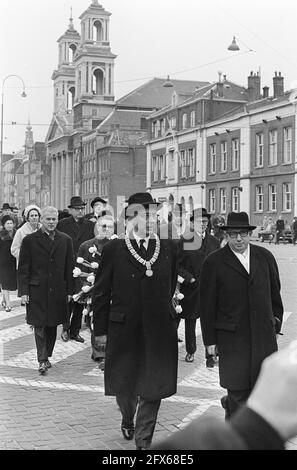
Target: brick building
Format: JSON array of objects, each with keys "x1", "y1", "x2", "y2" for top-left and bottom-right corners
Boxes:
[{"x1": 146, "y1": 70, "x2": 297, "y2": 228}]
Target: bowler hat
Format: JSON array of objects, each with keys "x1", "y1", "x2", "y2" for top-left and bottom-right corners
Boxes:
[
  {"x1": 124, "y1": 192, "x2": 161, "y2": 219},
  {"x1": 222, "y1": 212, "x2": 256, "y2": 231},
  {"x1": 1, "y1": 203, "x2": 12, "y2": 211},
  {"x1": 190, "y1": 207, "x2": 211, "y2": 221},
  {"x1": 68, "y1": 196, "x2": 87, "y2": 208},
  {"x1": 91, "y1": 197, "x2": 107, "y2": 208}
]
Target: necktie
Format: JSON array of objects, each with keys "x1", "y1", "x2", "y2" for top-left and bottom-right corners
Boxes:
[
  {"x1": 48, "y1": 232, "x2": 55, "y2": 242},
  {"x1": 139, "y1": 239, "x2": 147, "y2": 259}
]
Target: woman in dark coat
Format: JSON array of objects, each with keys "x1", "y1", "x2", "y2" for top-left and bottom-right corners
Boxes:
[{"x1": 0, "y1": 215, "x2": 17, "y2": 312}]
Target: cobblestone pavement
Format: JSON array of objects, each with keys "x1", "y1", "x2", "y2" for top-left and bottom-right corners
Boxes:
[{"x1": 0, "y1": 241, "x2": 296, "y2": 450}]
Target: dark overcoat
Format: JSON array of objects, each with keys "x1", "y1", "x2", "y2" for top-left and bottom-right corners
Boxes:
[
  {"x1": 57, "y1": 215, "x2": 95, "y2": 256},
  {"x1": 178, "y1": 231, "x2": 220, "y2": 319},
  {"x1": 92, "y1": 237, "x2": 179, "y2": 400},
  {"x1": 0, "y1": 230, "x2": 17, "y2": 290},
  {"x1": 199, "y1": 243, "x2": 284, "y2": 391},
  {"x1": 17, "y1": 229, "x2": 74, "y2": 327}
]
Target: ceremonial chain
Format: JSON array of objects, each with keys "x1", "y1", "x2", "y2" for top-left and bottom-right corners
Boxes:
[{"x1": 125, "y1": 234, "x2": 160, "y2": 277}]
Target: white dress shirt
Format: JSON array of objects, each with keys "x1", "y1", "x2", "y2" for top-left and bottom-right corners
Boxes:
[
  {"x1": 133, "y1": 232, "x2": 150, "y2": 251},
  {"x1": 230, "y1": 243, "x2": 250, "y2": 274}
]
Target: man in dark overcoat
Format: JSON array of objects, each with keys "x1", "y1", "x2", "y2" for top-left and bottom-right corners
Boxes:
[
  {"x1": 57, "y1": 196, "x2": 95, "y2": 343},
  {"x1": 92, "y1": 192, "x2": 179, "y2": 450},
  {"x1": 178, "y1": 208, "x2": 220, "y2": 364},
  {"x1": 200, "y1": 212, "x2": 283, "y2": 419},
  {"x1": 17, "y1": 206, "x2": 74, "y2": 374}
]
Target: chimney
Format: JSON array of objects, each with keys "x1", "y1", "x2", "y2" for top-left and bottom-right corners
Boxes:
[
  {"x1": 263, "y1": 86, "x2": 269, "y2": 98},
  {"x1": 273, "y1": 71, "x2": 284, "y2": 98},
  {"x1": 248, "y1": 71, "x2": 261, "y2": 101},
  {"x1": 217, "y1": 82, "x2": 224, "y2": 97}
]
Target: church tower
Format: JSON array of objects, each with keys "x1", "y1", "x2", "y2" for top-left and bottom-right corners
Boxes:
[
  {"x1": 51, "y1": 11, "x2": 81, "y2": 115},
  {"x1": 73, "y1": 0, "x2": 116, "y2": 130},
  {"x1": 24, "y1": 119, "x2": 34, "y2": 153}
]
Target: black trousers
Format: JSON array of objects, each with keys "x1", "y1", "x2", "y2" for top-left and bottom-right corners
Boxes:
[
  {"x1": 116, "y1": 394, "x2": 161, "y2": 449},
  {"x1": 223, "y1": 389, "x2": 251, "y2": 420},
  {"x1": 34, "y1": 326, "x2": 57, "y2": 363},
  {"x1": 177, "y1": 317, "x2": 197, "y2": 355},
  {"x1": 63, "y1": 301, "x2": 83, "y2": 336}
]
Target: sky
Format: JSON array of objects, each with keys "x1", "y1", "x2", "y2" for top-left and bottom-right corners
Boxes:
[{"x1": 1, "y1": 0, "x2": 297, "y2": 153}]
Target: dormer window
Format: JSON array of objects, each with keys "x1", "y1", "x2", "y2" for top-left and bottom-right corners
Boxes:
[
  {"x1": 182, "y1": 113, "x2": 188, "y2": 130},
  {"x1": 172, "y1": 92, "x2": 177, "y2": 107}
]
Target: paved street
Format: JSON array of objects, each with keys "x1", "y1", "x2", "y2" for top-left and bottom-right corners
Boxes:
[{"x1": 0, "y1": 241, "x2": 297, "y2": 451}]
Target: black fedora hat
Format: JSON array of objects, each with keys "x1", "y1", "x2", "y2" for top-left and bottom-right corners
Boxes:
[
  {"x1": 190, "y1": 207, "x2": 211, "y2": 221},
  {"x1": 124, "y1": 192, "x2": 161, "y2": 219},
  {"x1": 91, "y1": 197, "x2": 107, "y2": 208},
  {"x1": 1, "y1": 203, "x2": 12, "y2": 211},
  {"x1": 68, "y1": 196, "x2": 87, "y2": 208},
  {"x1": 222, "y1": 212, "x2": 256, "y2": 231}
]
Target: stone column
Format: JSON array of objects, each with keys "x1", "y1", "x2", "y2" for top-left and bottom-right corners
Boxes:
[
  {"x1": 65, "y1": 152, "x2": 73, "y2": 205},
  {"x1": 60, "y1": 153, "x2": 66, "y2": 209},
  {"x1": 51, "y1": 156, "x2": 56, "y2": 206},
  {"x1": 55, "y1": 155, "x2": 61, "y2": 209}
]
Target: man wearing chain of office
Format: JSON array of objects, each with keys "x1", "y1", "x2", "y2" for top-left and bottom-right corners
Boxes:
[{"x1": 92, "y1": 192, "x2": 179, "y2": 450}]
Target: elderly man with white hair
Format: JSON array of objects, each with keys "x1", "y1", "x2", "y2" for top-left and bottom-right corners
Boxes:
[{"x1": 18, "y1": 206, "x2": 74, "y2": 375}]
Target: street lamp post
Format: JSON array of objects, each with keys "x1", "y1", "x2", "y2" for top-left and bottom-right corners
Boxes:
[{"x1": 0, "y1": 74, "x2": 27, "y2": 206}]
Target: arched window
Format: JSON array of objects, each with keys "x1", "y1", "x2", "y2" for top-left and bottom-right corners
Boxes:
[
  {"x1": 92, "y1": 69, "x2": 104, "y2": 95},
  {"x1": 180, "y1": 196, "x2": 185, "y2": 209},
  {"x1": 68, "y1": 86, "x2": 75, "y2": 110},
  {"x1": 93, "y1": 19, "x2": 103, "y2": 42},
  {"x1": 69, "y1": 44, "x2": 77, "y2": 63},
  {"x1": 188, "y1": 196, "x2": 194, "y2": 214}
]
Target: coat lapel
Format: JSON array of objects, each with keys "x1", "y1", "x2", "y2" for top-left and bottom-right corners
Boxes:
[
  {"x1": 35, "y1": 230, "x2": 52, "y2": 253},
  {"x1": 50, "y1": 231, "x2": 62, "y2": 256},
  {"x1": 223, "y1": 244, "x2": 249, "y2": 279},
  {"x1": 249, "y1": 244, "x2": 259, "y2": 283}
]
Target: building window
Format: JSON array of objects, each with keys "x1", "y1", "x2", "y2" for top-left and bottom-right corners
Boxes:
[
  {"x1": 283, "y1": 127, "x2": 292, "y2": 164},
  {"x1": 220, "y1": 141, "x2": 227, "y2": 172},
  {"x1": 256, "y1": 133, "x2": 264, "y2": 167},
  {"x1": 160, "y1": 155, "x2": 166, "y2": 180},
  {"x1": 255, "y1": 185, "x2": 264, "y2": 212},
  {"x1": 170, "y1": 116, "x2": 176, "y2": 129},
  {"x1": 180, "y1": 150, "x2": 187, "y2": 178},
  {"x1": 152, "y1": 156, "x2": 158, "y2": 182},
  {"x1": 209, "y1": 143, "x2": 216, "y2": 174},
  {"x1": 182, "y1": 113, "x2": 188, "y2": 130},
  {"x1": 231, "y1": 187, "x2": 239, "y2": 212},
  {"x1": 268, "y1": 184, "x2": 277, "y2": 212},
  {"x1": 219, "y1": 188, "x2": 226, "y2": 214},
  {"x1": 190, "y1": 111, "x2": 196, "y2": 127},
  {"x1": 209, "y1": 189, "x2": 216, "y2": 213},
  {"x1": 268, "y1": 129, "x2": 277, "y2": 166},
  {"x1": 283, "y1": 183, "x2": 292, "y2": 212},
  {"x1": 160, "y1": 119, "x2": 165, "y2": 136},
  {"x1": 231, "y1": 138, "x2": 239, "y2": 171},
  {"x1": 188, "y1": 148, "x2": 195, "y2": 177}
]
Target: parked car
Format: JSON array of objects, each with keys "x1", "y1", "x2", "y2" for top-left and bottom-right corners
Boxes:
[
  {"x1": 278, "y1": 225, "x2": 293, "y2": 243},
  {"x1": 258, "y1": 228, "x2": 274, "y2": 243}
]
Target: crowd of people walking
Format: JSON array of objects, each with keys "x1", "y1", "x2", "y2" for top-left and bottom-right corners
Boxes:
[{"x1": 0, "y1": 194, "x2": 292, "y2": 450}]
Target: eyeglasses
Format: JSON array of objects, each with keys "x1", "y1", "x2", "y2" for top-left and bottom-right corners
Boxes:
[
  {"x1": 227, "y1": 231, "x2": 249, "y2": 239},
  {"x1": 99, "y1": 225, "x2": 114, "y2": 229}
]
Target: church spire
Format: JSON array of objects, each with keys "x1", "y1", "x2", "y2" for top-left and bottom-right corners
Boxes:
[{"x1": 68, "y1": 6, "x2": 74, "y2": 31}]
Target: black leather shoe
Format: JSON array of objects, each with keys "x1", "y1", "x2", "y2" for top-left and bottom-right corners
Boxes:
[
  {"x1": 38, "y1": 362, "x2": 48, "y2": 375},
  {"x1": 185, "y1": 353, "x2": 194, "y2": 363},
  {"x1": 206, "y1": 357, "x2": 215, "y2": 368},
  {"x1": 45, "y1": 360, "x2": 52, "y2": 369},
  {"x1": 70, "y1": 334, "x2": 85, "y2": 343},
  {"x1": 61, "y1": 330, "x2": 70, "y2": 342},
  {"x1": 220, "y1": 395, "x2": 228, "y2": 410},
  {"x1": 121, "y1": 426, "x2": 135, "y2": 441}
]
